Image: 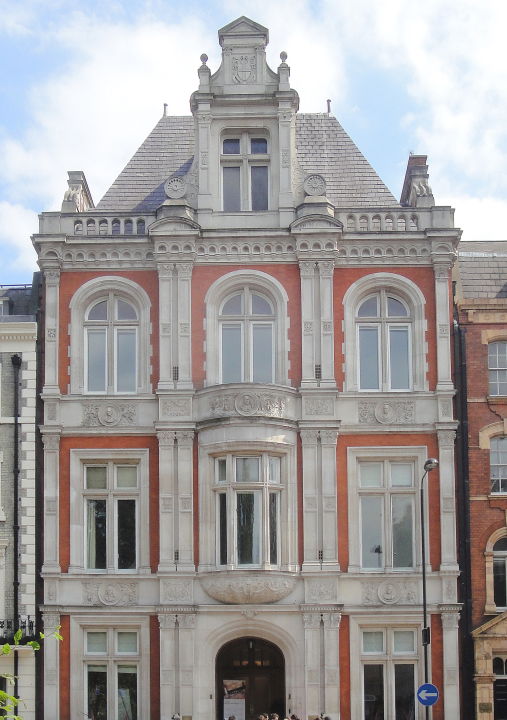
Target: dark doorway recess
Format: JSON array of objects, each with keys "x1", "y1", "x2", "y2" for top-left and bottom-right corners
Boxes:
[{"x1": 216, "y1": 637, "x2": 285, "y2": 720}]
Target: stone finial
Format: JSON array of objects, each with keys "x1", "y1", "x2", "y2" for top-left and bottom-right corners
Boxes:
[
  {"x1": 61, "y1": 171, "x2": 94, "y2": 212},
  {"x1": 278, "y1": 50, "x2": 290, "y2": 90},
  {"x1": 280, "y1": 51, "x2": 288, "y2": 63},
  {"x1": 400, "y1": 154, "x2": 434, "y2": 208},
  {"x1": 198, "y1": 52, "x2": 211, "y2": 91}
]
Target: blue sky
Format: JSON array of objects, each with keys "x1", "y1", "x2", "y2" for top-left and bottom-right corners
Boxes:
[{"x1": 1, "y1": 0, "x2": 506, "y2": 284}]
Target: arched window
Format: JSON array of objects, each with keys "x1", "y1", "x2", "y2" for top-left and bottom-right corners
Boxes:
[
  {"x1": 136, "y1": 219, "x2": 145, "y2": 234},
  {"x1": 124, "y1": 219, "x2": 133, "y2": 235},
  {"x1": 69, "y1": 277, "x2": 151, "y2": 396},
  {"x1": 84, "y1": 293, "x2": 138, "y2": 393},
  {"x1": 489, "y1": 342, "x2": 507, "y2": 396},
  {"x1": 86, "y1": 219, "x2": 96, "y2": 235},
  {"x1": 356, "y1": 291, "x2": 412, "y2": 391},
  {"x1": 219, "y1": 288, "x2": 275, "y2": 383},
  {"x1": 343, "y1": 274, "x2": 426, "y2": 393},
  {"x1": 111, "y1": 219, "x2": 121, "y2": 235},
  {"x1": 494, "y1": 537, "x2": 507, "y2": 607},
  {"x1": 205, "y1": 271, "x2": 289, "y2": 387},
  {"x1": 491, "y1": 437, "x2": 507, "y2": 493}
]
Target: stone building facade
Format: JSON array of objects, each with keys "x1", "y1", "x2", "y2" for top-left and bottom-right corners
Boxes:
[
  {"x1": 455, "y1": 242, "x2": 507, "y2": 720},
  {"x1": 34, "y1": 17, "x2": 461, "y2": 720},
  {"x1": 0, "y1": 283, "x2": 38, "y2": 718}
]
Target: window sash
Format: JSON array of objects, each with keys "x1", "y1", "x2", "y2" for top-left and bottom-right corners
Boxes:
[
  {"x1": 115, "y1": 328, "x2": 137, "y2": 393},
  {"x1": 221, "y1": 323, "x2": 243, "y2": 383},
  {"x1": 86, "y1": 328, "x2": 107, "y2": 393},
  {"x1": 251, "y1": 322, "x2": 274, "y2": 382},
  {"x1": 358, "y1": 326, "x2": 380, "y2": 390},
  {"x1": 223, "y1": 166, "x2": 241, "y2": 211},
  {"x1": 388, "y1": 325, "x2": 411, "y2": 390},
  {"x1": 494, "y1": 557, "x2": 507, "y2": 607}
]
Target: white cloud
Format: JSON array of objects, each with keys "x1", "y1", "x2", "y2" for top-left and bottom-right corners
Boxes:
[
  {"x1": 0, "y1": 202, "x2": 38, "y2": 272},
  {"x1": 448, "y1": 195, "x2": 507, "y2": 242}
]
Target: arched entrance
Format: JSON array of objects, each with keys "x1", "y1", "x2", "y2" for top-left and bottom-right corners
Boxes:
[{"x1": 216, "y1": 637, "x2": 285, "y2": 720}]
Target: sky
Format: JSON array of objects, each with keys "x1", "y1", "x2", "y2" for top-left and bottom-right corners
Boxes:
[{"x1": 0, "y1": 0, "x2": 506, "y2": 284}]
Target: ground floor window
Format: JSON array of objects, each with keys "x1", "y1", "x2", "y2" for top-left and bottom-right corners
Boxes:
[
  {"x1": 361, "y1": 628, "x2": 417, "y2": 719},
  {"x1": 85, "y1": 628, "x2": 139, "y2": 719}
]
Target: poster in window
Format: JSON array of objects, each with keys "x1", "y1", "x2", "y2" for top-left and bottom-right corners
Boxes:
[{"x1": 223, "y1": 679, "x2": 246, "y2": 720}]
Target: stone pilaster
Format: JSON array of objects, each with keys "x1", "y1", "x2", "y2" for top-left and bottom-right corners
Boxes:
[
  {"x1": 437, "y1": 429, "x2": 459, "y2": 571},
  {"x1": 158, "y1": 431, "x2": 176, "y2": 572},
  {"x1": 42, "y1": 433, "x2": 60, "y2": 574},
  {"x1": 433, "y1": 263, "x2": 453, "y2": 392},
  {"x1": 320, "y1": 430, "x2": 339, "y2": 570},
  {"x1": 175, "y1": 263, "x2": 193, "y2": 390},
  {"x1": 299, "y1": 262, "x2": 317, "y2": 387},
  {"x1": 175, "y1": 431, "x2": 195, "y2": 570},
  {"x1": 42, "y1": 610, "x2": 61, "y2": 720},
  {"x1": 43, "y1": 270, "x2": 60, "y2": 393},
  {"x1": 301, "y1": 430, "x2": 320, "y2": 570},
  {"x1": 322, "y1": 612, "x2": 341, "y2": 717},
  {"x1": 317, "y1": 261, "x2": 336, "y2": 387},
  {"x1": 157, "y1": 262, "x2": 174, "y2": 390},
  {"x1": 302, "y1": 611, "x2": 321, "y2": 718},
  {"x1": 159, "y1": 613, "x2": 178, "y2": 720},
  {"x1": 440, "y1": 607, "x2": 461, "y2": 719}
]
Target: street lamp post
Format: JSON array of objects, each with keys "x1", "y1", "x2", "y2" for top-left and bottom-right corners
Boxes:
[{"x1": 420, "y1": 458, "x2": 439, "y2": 718}]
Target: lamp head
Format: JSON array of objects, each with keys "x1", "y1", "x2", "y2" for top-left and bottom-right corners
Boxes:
[{"x1": 424, "y1": 458, "x2": 439, "y2": 472}]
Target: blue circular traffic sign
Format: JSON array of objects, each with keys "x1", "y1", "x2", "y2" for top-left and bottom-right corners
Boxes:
[{"x1": 417, "y1": 683, "x2": 439, "y2": 706}]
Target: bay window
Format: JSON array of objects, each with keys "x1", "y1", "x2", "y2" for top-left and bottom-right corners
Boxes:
[
  {"x1": 214, "y1": 453, "x2": 282, "y2": 568},
  {"x1": 85, "y1": 628, "x2": 139, "y2": 720},
  {"x1": 85, "y1": 462, "x2": 138, "y2": 571},
  {"x1": 85, "y1": 293, "x2": 138, "y2": 394},
  {"x1": 361, "y1": 628, "x2": 417, "y2": 719},
  {"x1": 222, "y1": 133, "x2": 269, "y2": 211},
  {"x1": 359, "y1": 460, "x2": 415, "y2": 571}
]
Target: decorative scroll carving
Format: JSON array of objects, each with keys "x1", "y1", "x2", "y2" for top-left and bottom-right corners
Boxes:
[
  {"x1": 441, "y1": 611, "x2": 460, "y2": 630},
  {"x1": 439, "y1": 323, "x2": 450, "y2": 337},
  {"x1": 42, "y1": 434, "x2": 60, "y2": 451},
  {"x1": 358, "y1": 401, "x2": 415, "y2": 425},
  {"x1": 161, "y1": 579, "x2": 193, "y2": 603},
  {"x1": 83, "y1": 581, "x2": 137, "y2": 606},
  {"x1": 208, "y1": 392, "x2": 286, "y2": 418},
  {"x1": 322, "y1": 321, "x2": 333, "y2": 333},
  {"x1": 46, "y1": 328, "x2": 56, "y2": 341},
  {"x1": 300, "y1": 429, "x2": 319, "y2": 445},
  {"x1": 176, "y1": 263, "x2": 193, "y2": 278},
  {"x1": 43, "y1": 612, "x2": 61, "y2": 631},
  {"x1": 318, "y1": 261, "x2": 334, "y2": 277},
  {"x1": 162, "y1": 398, "x2": 191, "y2": 417},
  {"x1": 438, "y1": 429, "x2": 456, "y2": 447},
  {"x1": 200, "y1": 151, "x2": 208, "y2": 167},
  {"x1": 299, "y1": 261, "x2": 316, "y2": 277},
  {"x1": 320, "y1": 430, "x2": 338, "y2": 445},
  {"x1": 281, "y1": 149, "x2": 290, "y2": 168},
  {"x1": 305, "y1": 397, "x2": 334, "y2": 416},
  {"x1": 362, "y1": 580, "x2": 417, "y2": 606},
  {"x1": 179, "y1": 322, "x2": 190, "y2": 335},
  {"x1": 200, "y1": 573, "x2": 296, "y2": 604},
  {"x1": 158, "y1": 430, "x2": 175, "y2": 445},
  {"x1": 303, "y1": 613, "x2": 321, "y2": 629},
  {"x1": 175, "y1": 430, "x2": 194, "y2": 446},
  {"x1": 165, "y1": 176, "x2": 187, "y2": 199},
  {"x1": 158, "y1": 613, "x2": 177, "y2": 629},
  {"x1": 44, "y1": 270, "x2": 60, "y2": 285},
  {"x1": 178, "y1": 614, "x2": 196, "y2": 629},
  {"x1": 82, "y1": 403, "x2": 136, "y2": 427},
  {"x1": 303, "y1": 321, "x2": 313, "y2": 334}
]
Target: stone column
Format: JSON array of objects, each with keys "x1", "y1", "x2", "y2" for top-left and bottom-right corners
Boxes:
[
  {"x1": 277, "y1": 108, "x2": 295, "y2": 223},
  {"x1": 320, "y1": 430, "x2": 339, "y2": 571},
  {"x1": 300, "y1": 262, "x2": 317, "y2": 387},
  {"x1": 42, "y1": 433, "x2": 60, "y2": 574},
  {"x1": 175, "y1": 431, "x2": 195, "y2": 571},
  {"x1": 178, "y1": 612, "x2": 197, "y2": 718},
  {"x1": 42, "y1": 610, "x2": 61, "y2": 720},
  {"x1": 441, "y1": 608, "x2": 461, "y2": 719},
  {"x1": 301, "y1": 430, "x2": 320, "y2": 571},
  {"x1": 302, "y1": 611, "x2": 321, "y2": 718},
  {"x1": 175, "y1": 263, "x2": 193, "y2": 390},
  {"x1": 197, "y1": 109, "x2": 211, "y2": 210},
  {"x1": 322, "y1": 612, "x2": 341, "y2": 718},
  {"x1": 159, "y1": 613, "x2": 177, "y2": 720},
  {"x1": 158, "y1": 431, "x2": 176, "y2": 572},
  {"x1": 433, "y1": 263, "x2": 453, "y2": 392},
  {"x1": 317, "y1": 261, "x2": 336, "y2": 387},
  {"x1": 437, "y1": 429, "x2": 459, "y2": 571},
  {"x1": 157, "y1": 262, "x2": 174, "y2": 391},
  {"x1": 43, "y1": 269, "x2": 60, "y2": 393}
]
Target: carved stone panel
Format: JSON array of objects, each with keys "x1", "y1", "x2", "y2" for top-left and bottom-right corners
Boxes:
[
  {"x1": 305, "y1": 578, "x2": 337, "y2": 603},
  {"x1": 83, "y1": 581, "x2": 138, "y2": 606},
  {"x1": 200, "y1": 573, "x2": 296, "y2": 604},
  {"x1": 359, "y1": 400, "x2": 415, "y2": 425},
  {"x1": 82, "y1": 403, "x2": 136, "y2": 427},
  {"x1": 208, "y1": 392, "x2": 286, "y2": 419},
  {"x1": 161, "y1": 579, "x2": 193, "y2": 604},
  {"x1": 362, "y1": 580, "x2": 417, "y2": 606}
]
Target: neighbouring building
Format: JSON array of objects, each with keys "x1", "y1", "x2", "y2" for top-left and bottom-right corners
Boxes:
[
  {"x1": 455, "y1": 242, "x2": 507, "y2": 720},
  {"x1": 0, "y1": 282, "x2": 39, "y2": 717},
  {"x1": 33, "y1": 17, "x2": 462, "y2": 719}
]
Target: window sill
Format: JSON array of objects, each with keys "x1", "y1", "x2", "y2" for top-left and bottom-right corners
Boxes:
[{"x1": 487, "y1": 395, "x2": 507, "y2": 404}]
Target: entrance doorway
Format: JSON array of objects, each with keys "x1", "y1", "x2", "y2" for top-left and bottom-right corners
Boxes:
[{"x1": 216, "y1": 637, "x2": 285, "y2": 720}]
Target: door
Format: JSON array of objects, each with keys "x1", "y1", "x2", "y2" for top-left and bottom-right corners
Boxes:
[
  {"x1": 495, "y1": 679, "x2": 507, "y2": 719},
  {"x1": 216, "y1": 637, "x2": 285, "y2": 720}
]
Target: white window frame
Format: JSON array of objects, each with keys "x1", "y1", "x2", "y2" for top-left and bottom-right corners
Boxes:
[
  {"x1": 213, "y1": 452, "x2": 282, "y2": 569},
  {"x1": 490, "y1": 436, "x2": 507, "y2": 494},
  {"x1": 343, "y1": 273, "x2": 427, "y2": 393},
  {"x1": 68, "y1": 449, "x2": 150, "y2": 575},
  {"x1": 70, "y1": 616, "x2": 150, "y2": 720},
  {"x1": 221, "y1": 131, "x2": 270, "y2": 212},
  {"x1": 204, "y1": 270, "x2": 290, "y2": 387},
  {"x1": 68, "y1": 276, "x2": 151, "y2": 396},
  {"x1": 489, "y1": 341, "x2": 507, "y2": 396},
  {"x1": 219, "y1": 288, "x2": 275, "y2": 384},
  {"x1": 347, "y1": 447, "x2": 428, "y2": 573}
]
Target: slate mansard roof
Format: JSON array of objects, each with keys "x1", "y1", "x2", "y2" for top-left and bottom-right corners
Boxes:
[
  {"x1": 458, "y1": 241, "x2": 507, "y2": 300},
  {"x1": 96, "y1": 113, "x2": 397, "y2": 213}
]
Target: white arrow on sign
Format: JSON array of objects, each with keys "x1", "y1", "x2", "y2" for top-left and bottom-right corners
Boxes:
[{"x1": 419, "y1": 690, "x2": 438, "y2": 700}]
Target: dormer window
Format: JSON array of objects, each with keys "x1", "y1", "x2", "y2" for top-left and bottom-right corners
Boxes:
[{"x1": 222, "y1": 133, "x2": 269, "y2": 212}]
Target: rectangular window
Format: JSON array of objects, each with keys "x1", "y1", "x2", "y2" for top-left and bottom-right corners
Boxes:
[
  {"x1": 489, "y1": 342, "x2": 507, "y2": 396},
  {"x1": 237, "y1": 492, "x2": 261, "y2": 565},
  {"x1": 219, "y1": 493, "x2": 227, "y2": 565},
  {"x1": 388, "y1": 326, "x2": 410, "y2": 390},
  {"x1": 221, "y1": 323, "x2": 243, "y2": 382},
  {"x1": 269, "y1": 492, "x2": 278, "y2": 565},
  {"x1": 252, "y1": 323, "x2": 273, "y2": 382},
  {"x1": 85, "y1": 464, "x2": 138, "y2": 571},
  {"x1": 116, "y1": 329, "x2": 137, "y2": 393},
  {"x1": 363, "y1": 664, "x2": 384, "y2": 719},
  {"x1": 359, "y1": 460, "x2": 415, "y2": 571},
  {"x1": 223, "y1": 167, "x2": 241, "y2": 211},
  {"x1": 251, "y1": 166, "x2": 268, "y2": 211},
  {"x1": 85, "y1": 629, "x2": 139, "y2": 720},
  {"x1": 87, "y1": 329, "x2": 107, "y2": 392},
  {"x1": 359, "y1": 327, "x2": 380, "y2": 390},
  {"x1": 494, "y1": 557, "x2": 507, "y2": 606}
]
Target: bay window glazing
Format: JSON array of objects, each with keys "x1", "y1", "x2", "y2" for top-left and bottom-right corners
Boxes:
[{"x1": 214, "y1": 453, "x2": 282, "y2": 568}]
